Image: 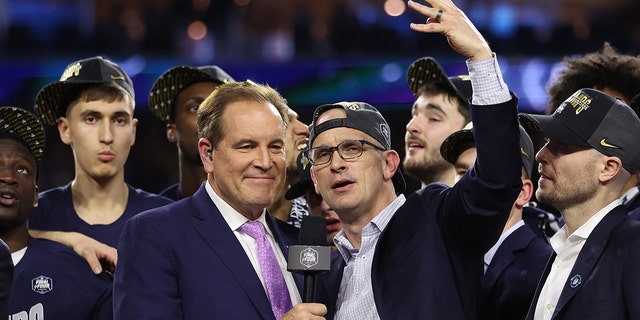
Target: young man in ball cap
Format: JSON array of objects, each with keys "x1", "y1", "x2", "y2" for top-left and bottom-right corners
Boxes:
[
  {"x1": 30, "y1": 56, "x2": 173, "y2": 274},
  {"x1": 0, "y1": 107, "x2": 113, "y2": 319},
  {"x1": 519, "y1": 88, "x2": 640, "y2": 319},
  {"x1": 404, "y1": 56, "x2": 472, "y2": 187},
  {"x1": 149, "y1": 65, "x2": 235, "y2": 200},
  {"x1": 440, "y1": 123, "x2": 553, "y2": 320}
]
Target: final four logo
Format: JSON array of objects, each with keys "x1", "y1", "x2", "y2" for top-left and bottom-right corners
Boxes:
[
  {"x1": 300, "y1": 247, "x2": 319, "y2": 269},
  {"x1": 32, "y1": 275, "x2": 53, "y2": 294}
]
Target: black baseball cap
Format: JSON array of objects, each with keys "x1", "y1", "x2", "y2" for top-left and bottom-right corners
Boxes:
[
  {"x1": 407, "y1": 57, "x2": 472, "y2": 103},
  {"x1": 34, "y1": 56, "x2": 134, "y2": 126},
  {"x1": 149, "y1": 65, "x2": 235, "y2": 123},
  {"x1": 308, "y1": 101, "x2": 406, "y2": 195},
  {"x1": 519, "y1": 88, "x2": 640, "y2": 173},
  {"x1": 0, "y1": 107, "x2": 46, "y2": 163},
  {"x1": 440, "y1": 122, "x2": 536, "y2": 178},
  {"x1": 285, "y1": 151, "x2": 313, "y2": 200}
]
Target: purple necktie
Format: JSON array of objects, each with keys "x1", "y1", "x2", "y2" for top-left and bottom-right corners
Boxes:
[{"x1": 241, "y1": 220, "x2": 293, "y2": 319}]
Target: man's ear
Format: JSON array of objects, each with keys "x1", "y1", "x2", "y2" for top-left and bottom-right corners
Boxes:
[
  {"x1": 600, "y1": 156, "x2": 623, "y2": 183},
  {"x1": 199, "y1": 138, "x2": 214, "y2": 170},
  {"x1": 167, "y1": 123, "x2": 177, "y2": 143},
  {"x1": 515, "y1": 178, "x2": 534, "y2": 207},
  {"x1": 383, "y1": 150, "x2": 401, "y2": 183},
  {"x1": 58, "y1": 117, "x2": 72, "y2": 145},
  {"x1": 33, "y1": 185, "x2": 39, "y2": 208}
]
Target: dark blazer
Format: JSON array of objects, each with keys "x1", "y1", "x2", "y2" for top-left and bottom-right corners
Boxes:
[
  {"x1": 525, "y1": 206, "x2": 640, "y2": 320},
  {"x1": 113, "y1": 185, "x2": 302, "y2": 319},
  {"x1": 318, "y1": 97, "x2": 523, "y2": 320},
  {"x1": 623, "y1": 183, "x2": 640, "y2": 212},
  {"x1": 0, "y1": 239, "x2": 13, "y2": 320},
  {"x1": 477, "y1": 224, "x2": 552, "y2": 320}
]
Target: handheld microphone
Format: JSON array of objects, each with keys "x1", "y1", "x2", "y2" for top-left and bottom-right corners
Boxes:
[{"x1": 287, "y1": 215, "x2": 331, "y2": 303}]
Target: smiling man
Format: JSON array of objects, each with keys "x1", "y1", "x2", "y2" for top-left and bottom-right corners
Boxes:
[
  {"x1": 114, "y1": 81, "x2": 326, "y2": 319},
  {"x1": 269, "y1": 107, "x2": 310, "y2": 227},
  {"x1": 403, "y1": 57, "x2": 472, "y2": 187}
]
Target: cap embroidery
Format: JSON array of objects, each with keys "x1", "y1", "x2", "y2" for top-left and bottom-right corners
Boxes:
[
  {"x1": 301, "y1": 154, "x2": 310, "y2": 170},
  {"x1": 60, "y1": 62, "x2": 82, "y2": 81},
  {"x1": 566, "y1": 91, "x2": 592, "y2": 114},
  {"x1": 600, "y1": 138, "x2": 620, "y2": 149},
  {"x1": 379, "y1": 123, "x2": 390, "y2": 146},
  {"x1": 110, "y1": 75, "x2": 125, "y2": 80}
]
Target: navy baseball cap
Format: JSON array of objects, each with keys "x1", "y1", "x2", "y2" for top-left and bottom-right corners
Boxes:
[
  {"x1": 35, "y1": 56, "x2": 134, "y2": 125},
  {"x1": 440, "y1": 122, "x2": 536, "y2": 178},
  {"x1": 308, "y1": 101, "x2": 406, "y2": 195},
  {"x1": 285, "y1": 151, "x2": 313, "y2": 200},
  {"x1": 149, "y1": 65, "x2": 235, "y2": 123},
  {"x1": 520, "y1": 88, "x2": 640, "y2": 173},
  {"x1": 407, "y1": 56, "x2": 472, "y2": 104},
  {"x1": 0, "y1": 107, "x2": 46, "y2": 163}
]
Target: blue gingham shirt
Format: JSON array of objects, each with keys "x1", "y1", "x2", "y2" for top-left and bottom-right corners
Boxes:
[
  {"x1": 333, "y1": 195, "x2": 406, "y2": 320},
  {"x1": 331, "y1": 54, "x2": 511, "y2": 319}
]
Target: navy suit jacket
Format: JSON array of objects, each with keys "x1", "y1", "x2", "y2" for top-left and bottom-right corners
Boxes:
[
  {"x1": 0, "y1": 239, "x2": 13, "y2": 320},
  {"x1": 526, "y1": 206, "x2": 640, "y2": 319},
  {"x1": 318, "y1": 97, "x2": 523, "y2": 320},
  {"x1": 478, "y1": 224, "x2": 552, "y2": 320},
  {"x1": 624, "y1": 183, "x2": 640, "y2": 212},
  {"x1": 113, "y1": 185, "x2": 302, "y2": 319}
]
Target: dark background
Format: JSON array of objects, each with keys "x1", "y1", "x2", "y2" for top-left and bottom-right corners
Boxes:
[{"x1": 1, "y1": 0, "x2": 639, "y2": 194}]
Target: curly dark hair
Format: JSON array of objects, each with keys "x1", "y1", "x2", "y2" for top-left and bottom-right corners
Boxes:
[{"x1": 547, "y1": 42, "x2": 640, "y2": 115}]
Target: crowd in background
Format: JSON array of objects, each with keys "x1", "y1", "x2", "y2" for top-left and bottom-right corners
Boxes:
[{"x1": 2, "y1": 0, "x2": 640, "y2": 319}]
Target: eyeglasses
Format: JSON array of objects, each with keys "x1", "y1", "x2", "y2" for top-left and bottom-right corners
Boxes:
[{"x1": 304, "y1": 139, "x2": 386, "y2": 166}]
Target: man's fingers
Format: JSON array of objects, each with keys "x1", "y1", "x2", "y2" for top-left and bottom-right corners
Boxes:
[{"x1": 80, "y1": 249, "x2": 103, "y2": 275}]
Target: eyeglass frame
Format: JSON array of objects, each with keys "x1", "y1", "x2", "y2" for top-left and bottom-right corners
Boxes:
[{"x1": 304, "y1": 139, "x2": 387, "y2": 166}]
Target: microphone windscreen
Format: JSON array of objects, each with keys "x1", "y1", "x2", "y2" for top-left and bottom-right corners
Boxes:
[{"x1": 299, "y1": 215, "x2": 327, "y2": 246}]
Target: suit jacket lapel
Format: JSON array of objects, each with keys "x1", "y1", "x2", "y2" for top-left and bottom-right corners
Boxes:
[
  {"x1": 189, "y1": 185, "x2": 275, "y2": 320},
  {"x1": 482, "y1": 226, "x2": 533, "y2": 300},
  {"x1": 552, "y1": 207, "x2": 628, "y2": 319}
]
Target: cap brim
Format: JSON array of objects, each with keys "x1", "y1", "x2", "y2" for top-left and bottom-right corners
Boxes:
[
  {"x1": 408, "y1": 57, "x2": 449, "y2": 97},
  {"x1": 285, "y1": 179, "x2": 314, "y2": 200},
  {"x1": 35, "y1": 81, "x2": 105, "y2": 125},
  {"x1": 0, "y1": 107, "x2": 46, "y2": 162},
  {"x1": 519, "y1": 113, "x2": 591, "y2": 148},
  {"x1": 407, "y1": 57, "x2": 471, "y2": 103},
  {"x1": 440, "y1": 130, "x2": 474, "y2": 164},
  {"x1": 149, "y1": 66, "x2": 234, "y2": 123}
]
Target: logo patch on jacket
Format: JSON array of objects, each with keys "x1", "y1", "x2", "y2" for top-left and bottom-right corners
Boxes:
[{"x1": 32, "y1": 275, "x2": 53, "y2": 294}]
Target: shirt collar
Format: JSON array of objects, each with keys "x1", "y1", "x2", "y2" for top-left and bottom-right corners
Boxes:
[
  {"x1": 550, "y1": 198, "x2": 622, "y2": 248},
  {"x1": 205, "y1": 181, "x2": 272, "y2": 237},
  {"x1": 333, "y1": 194, "x2": 406, "y2": 262}
]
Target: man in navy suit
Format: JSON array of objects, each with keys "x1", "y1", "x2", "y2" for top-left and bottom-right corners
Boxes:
[
  {"x1": 308, "y1": 1, "x2": 523, "y2": 318},
  {"x1": 114, "y1": 81, "x2": 326, "y2": 319},
  {"x1": 440, "y1": 123, "x2": 553, "y2": 319},
  {"x1": 520, "y1": 88, "x2": 640, "y2": 319}
]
